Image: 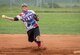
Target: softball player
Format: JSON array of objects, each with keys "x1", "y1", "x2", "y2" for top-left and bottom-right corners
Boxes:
[{"x1": 3, "y1": 3, "x2": 41, "y2": 47}]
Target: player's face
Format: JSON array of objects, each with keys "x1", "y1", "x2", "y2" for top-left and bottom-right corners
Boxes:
[{"x1": 21, "y1": 6, "x2": 28, "y2": 12}]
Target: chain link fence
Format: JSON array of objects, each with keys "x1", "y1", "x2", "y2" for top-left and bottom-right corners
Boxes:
[
  {"x1": 0, "y1": 0, "x2": 80, "y2": 14},
  {"x1": 0, "y1": 0, "x2": 80, "y2": 8}
]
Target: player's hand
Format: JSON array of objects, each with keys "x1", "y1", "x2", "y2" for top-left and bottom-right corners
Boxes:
[
  {"x1": 2, "y1": 15, "x2": 7, "y2": 19},
  {"x1": 1, "y1": 15, "x2": 14, "y2": 21}
]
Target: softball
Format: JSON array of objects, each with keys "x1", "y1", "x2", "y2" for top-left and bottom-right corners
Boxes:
[{"x1": 2, "y1": 15, "x2": 6, "y2": 18}]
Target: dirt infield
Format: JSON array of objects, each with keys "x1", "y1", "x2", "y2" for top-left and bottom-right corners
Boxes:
[{"x1": 0, "y1": 34, "x2": 80, "y2": 55}]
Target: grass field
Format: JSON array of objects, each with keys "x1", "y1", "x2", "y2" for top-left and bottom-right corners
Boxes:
[
  {"x1": 0, "y1": 6, "x2": 80, "y2": 34},
  {"x1": 0, "y1": 13, "x2": 80, "y2": 34},
  {"x1": 0, "y1": 6, "x2": 80, "y2": 14}
]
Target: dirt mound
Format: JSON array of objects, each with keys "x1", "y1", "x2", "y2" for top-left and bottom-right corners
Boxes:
[{"x1": 0, "y1": 34, "x2": 80, "y2": 55}]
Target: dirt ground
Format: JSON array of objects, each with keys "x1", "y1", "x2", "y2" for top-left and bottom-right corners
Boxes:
[{"x1": 0, "y1": 34, "x2": 80, "y2": 55}]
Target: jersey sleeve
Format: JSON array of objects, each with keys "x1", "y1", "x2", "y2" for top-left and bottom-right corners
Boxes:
[
  {"x1": 33, "y1": 14, "x2": 39, "y2": 21},
  {"x1": 29, "y1": 10, "x2": 36, "y2": 14},
  {"x1": 30, "y1": 10, "x2": 39, "y2": 21},
  {"x1": 16, "y1": 13, "x2": 23, "y2": 20},
  {"x1": 14, "y1": 17, "x2": 19, "y2": 21}
]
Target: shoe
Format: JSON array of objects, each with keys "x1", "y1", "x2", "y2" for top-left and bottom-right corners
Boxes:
[{"x1": 36, "y1": 41, "x2": 41, "y2": 47}]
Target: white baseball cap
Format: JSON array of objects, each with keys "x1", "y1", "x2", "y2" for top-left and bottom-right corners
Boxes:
[{"x1": 21, "y1": 3, "x2": 28, "y2": 7}]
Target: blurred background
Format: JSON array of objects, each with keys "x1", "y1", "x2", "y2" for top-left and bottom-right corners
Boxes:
[
  {"x1": 0, "y1": 0, "x2": 80, "y2": 34},
  {"x1": 0, "y1": 0, "x2": 80, "y2": 13},
  {"x1": 0, "y1": 0, "x2": 80, "y2": 8}
]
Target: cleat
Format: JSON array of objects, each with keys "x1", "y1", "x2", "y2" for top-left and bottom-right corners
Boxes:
[{"x1": 36, "y1": 41, "x2": 41, "y2": 47}]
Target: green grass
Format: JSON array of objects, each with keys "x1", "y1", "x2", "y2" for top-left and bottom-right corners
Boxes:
[
  {"x1": 0, "y1": 6, "x2": 80, "y2": 34},
  {"x1": 0, "y1": 6, "x2": 80, "y2": 14},
  {"x1": 0, "y1": 13, "x2": 80, "y2": 34},
  {"x1": 38, "y1": 13, "x2": 80, "y2": 34}
]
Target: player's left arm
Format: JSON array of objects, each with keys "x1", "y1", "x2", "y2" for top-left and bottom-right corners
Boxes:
[
  {"x1": 33, "y1": 14, "x2": 39, "y2": 21},
  {"x1": 30, "y1": 10, "x2": 39, "y2": 21}
]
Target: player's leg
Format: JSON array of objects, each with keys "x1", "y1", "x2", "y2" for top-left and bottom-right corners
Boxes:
[
  {"x1": 36, "y1": 35, "x2": 40, "y2": 42},
  {"x1": 35, "y1": 36, "x2": 41, "y2": 47},
  {"x1": 33, "y1": 27, "x2": 41, "y2": 47},
  {"x1": 27, "y1": 29, "x2": 34, "y2": 42}
]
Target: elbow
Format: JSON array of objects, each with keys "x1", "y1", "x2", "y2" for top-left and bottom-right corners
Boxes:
[{"x1": 14, "y1": 17, "x2": 19, "y2": 21}]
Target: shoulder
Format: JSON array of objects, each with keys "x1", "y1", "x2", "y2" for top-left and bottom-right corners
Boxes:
[
  {"x1": 16, "y1": 12, "x2": 23, "y2": 20},
  {"x1": 28, "y1": 10, "x2": 36, "y2": 14},
  {"x1": 18, "y1": 12, "x2": 23, "y2": 16}
]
